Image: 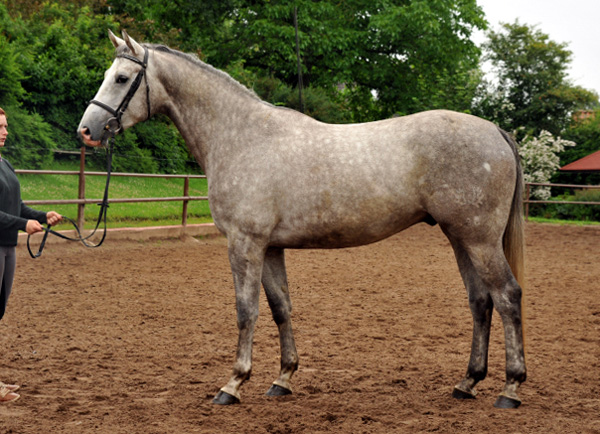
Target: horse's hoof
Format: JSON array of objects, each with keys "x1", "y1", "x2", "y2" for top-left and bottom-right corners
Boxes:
[
  {"x1": 452, "y1": 386, "x2": 476, "y2": 400},
  {"x1": 212, "y1": 390, "x2": 240, "y2": 405},
  {"x1": 494, "y1": 395, "x2": 521, "y2": 409},
  {"x1": 266, "y1": 384, "x2": 292, "y2": 397}
]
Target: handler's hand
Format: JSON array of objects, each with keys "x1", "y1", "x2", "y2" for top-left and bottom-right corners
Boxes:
[
  {"x1": 46, "y1": 211, "x2": 62, "y2": 226},
  {"x1": 26, "y1": 219, "x2": 44, "y2": 235}
]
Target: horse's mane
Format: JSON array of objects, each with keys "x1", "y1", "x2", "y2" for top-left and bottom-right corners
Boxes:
[{"x1": 142, "y1": 44, "x2": 263, "y2": 103}]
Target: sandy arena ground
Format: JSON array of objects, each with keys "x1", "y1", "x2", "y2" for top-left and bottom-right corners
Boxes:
[{"x1": 0, "y1": 222, "x2": 599, "y2": 433}]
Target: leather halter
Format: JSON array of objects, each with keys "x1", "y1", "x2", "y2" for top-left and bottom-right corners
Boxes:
[{"x1": 88, "y1": 46, "x2": 151, "y2": 139}]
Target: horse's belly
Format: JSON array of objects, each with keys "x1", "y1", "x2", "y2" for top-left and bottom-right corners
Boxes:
[{"x1": 269, "y1": 204, "x2": 426, "y2": 249}]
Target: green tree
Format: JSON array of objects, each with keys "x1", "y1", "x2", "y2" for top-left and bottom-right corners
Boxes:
[
  {"x1": 474, "y1": 21, "x2": 598, "y2": 136},
  {"x1": 0, "y1": 33, "x2": 26, "y2": 107},
  {"x1": 5, "y1": 3, "x2": 119, "y2": 150},
  {"x1": 105, "y1": 0, "x2": 486, "y2": 122},
  {"x1": 203, "y1": 0, "x2": 486, "y2": 121},
  {"x1": 105, "y1": 0, "x2": 238, "y2": 54},
  {"x1": 1, "y1": 1, "x2": 196, "y2": 172},
  {"x1": 0, "y1": 9, "x2": 55, "y2": 168},
  {"x1": 0, "y1": 0, "x2": 489, "y2": 169},
  {"x1": 555, "y1": 113, "x2": 600, "y2": 186}
]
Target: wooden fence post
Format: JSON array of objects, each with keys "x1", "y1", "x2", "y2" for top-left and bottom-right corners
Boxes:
[
  {"x1": 78, "y1": 146, "x2": 86, "y2": 228},
  {"x1": 524, "y1": 183, "x2": 530, "y2": 222},
  {"x1": 182, "y1": 176, "x2": 189, "y2": 227}
]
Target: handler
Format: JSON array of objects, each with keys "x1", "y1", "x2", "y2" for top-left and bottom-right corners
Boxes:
[{"x1": 0, "y1": 107, "x2": 62, "y2": 402}]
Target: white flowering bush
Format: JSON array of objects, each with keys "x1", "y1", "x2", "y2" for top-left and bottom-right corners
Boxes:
[{"x1": 517, "y1": 130, "x2": 576, "y2": 200}]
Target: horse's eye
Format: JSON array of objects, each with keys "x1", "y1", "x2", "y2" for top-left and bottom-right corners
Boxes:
[{"x1": 116, "y1": 75, "x2": 129, "y2": 84}]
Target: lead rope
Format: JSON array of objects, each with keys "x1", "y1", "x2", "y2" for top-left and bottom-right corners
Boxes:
[{"x1": 27, "y1": 139, "x2": 114, "y2": 258}]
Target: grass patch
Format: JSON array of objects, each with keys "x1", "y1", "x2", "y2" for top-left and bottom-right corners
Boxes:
[
  {"x1": 17, "y1": 163, "x2": 212, "y2": 230},
  {"x1": 526, "y1": 216, "x2": 600, "y2": 226}
]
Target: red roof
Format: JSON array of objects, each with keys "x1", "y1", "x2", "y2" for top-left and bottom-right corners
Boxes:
[{"x1": 560, "y1": 150, "x2": 600, "y2": 172}]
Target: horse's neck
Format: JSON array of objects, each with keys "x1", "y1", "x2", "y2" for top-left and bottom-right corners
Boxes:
[{"x1": 154, "y1": 52, "x2": 267, "y2": 175}]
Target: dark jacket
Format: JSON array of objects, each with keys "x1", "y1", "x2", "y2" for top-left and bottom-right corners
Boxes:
[{"x1": 0, "y1": 158, "x2": 47, "y2": 246}]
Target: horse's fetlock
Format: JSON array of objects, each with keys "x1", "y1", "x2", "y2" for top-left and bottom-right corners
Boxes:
[
  {"x1": 233, "y1": 368, "x2": 251, "y2": 383},
  {"x1": 507, "y1": 367, "x2": 526, "y2": 384},
  {"x1": 469, "y1": 366, "x2": 487, "y2": 383},
  {"x1": 282, "y1": 357, "x2": 299, "y2": 373},
  {"x1": 505, "y1": 362, "x2": 526, "y2": 386}
]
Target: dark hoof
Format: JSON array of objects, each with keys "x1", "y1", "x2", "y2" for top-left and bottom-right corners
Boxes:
[
  {"x1": 452, "y1": 387, "x2": 476, "y2": 400},
  {"x1": 212, "y1": 390, "x2": 240, "y2": 405},
  {"x1": 494, "y1": 395, "x2": 521, "y2": 409},
  {"x1": 266, "y1": 384, "x2": 292, "y2": 397}
]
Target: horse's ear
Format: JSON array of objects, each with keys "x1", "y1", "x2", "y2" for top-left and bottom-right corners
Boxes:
[
  {"x1": 121, "y1": 30, "x2": 143, "y2": 56},
  {"x1": 108, "y1": 29, "x2": 124, "y2": 49}
]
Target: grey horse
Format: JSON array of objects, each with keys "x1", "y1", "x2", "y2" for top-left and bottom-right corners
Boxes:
[{"x1": 78, "y1": 31, "x2": 526, "y2": 409}]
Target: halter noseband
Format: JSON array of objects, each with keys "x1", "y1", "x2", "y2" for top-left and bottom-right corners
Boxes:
[{"x1": 88, "y1": 46, "x2": 151, "y2": 140}]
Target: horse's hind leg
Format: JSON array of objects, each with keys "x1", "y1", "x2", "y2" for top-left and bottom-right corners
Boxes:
[
  {"x1": 262, "y1": 247, "x2": 299, "y2": 396},
  {"x1": 449, "y1": 241, "x2": 493, "y2": 400},
  {"x1": 449, "y1": 237, "x2": 526, "y2": 408}
]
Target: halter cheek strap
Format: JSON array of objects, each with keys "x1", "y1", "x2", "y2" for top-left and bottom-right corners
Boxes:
[{"x1": 88, "y1": 46, "x2": 151, "y2": 139}]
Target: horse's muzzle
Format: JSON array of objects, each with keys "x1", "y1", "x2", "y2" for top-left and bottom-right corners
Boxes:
[{"x1": 79, "y1": 127, "x2": 101, "y2": 147}]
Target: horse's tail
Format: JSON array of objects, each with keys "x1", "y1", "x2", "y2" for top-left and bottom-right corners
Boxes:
[
  {"x1": 498, "y1": 128, "x2": 525, "y2": 289},
  {"x1": 498, "y1": 128, "x2": 526, "y2": 350}
]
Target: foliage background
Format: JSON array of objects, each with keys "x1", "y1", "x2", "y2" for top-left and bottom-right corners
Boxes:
[{"x1": 0, "y1": 0, "x2": 598, "y2": 186}]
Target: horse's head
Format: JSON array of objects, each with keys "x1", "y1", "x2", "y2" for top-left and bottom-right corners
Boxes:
[{"x1": 78, "y1": 30, "x2": 151, "y2": 147}]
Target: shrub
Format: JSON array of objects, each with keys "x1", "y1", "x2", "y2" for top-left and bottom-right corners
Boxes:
[
  {"x1": 518, "y1": 130, "x2": 575, "y2": 200},
  {"x1": 529, "y1": 189, "x2": 600, "y2": 222}
]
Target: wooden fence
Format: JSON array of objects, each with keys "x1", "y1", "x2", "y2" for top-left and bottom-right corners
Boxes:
[
  {"x1": 15, "y1": 168, "x2": 600, "y2": 225},
  {"x1": 523, "y1": 182, "x2": 600, "y2": 221},
  {"x1": 16, "y1": 169, "x2": 207, "y2": 228}
]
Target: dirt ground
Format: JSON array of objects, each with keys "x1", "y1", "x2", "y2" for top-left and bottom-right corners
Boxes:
[{"x1": 0, "y1": 222, "x2": 599, "y2": 433}]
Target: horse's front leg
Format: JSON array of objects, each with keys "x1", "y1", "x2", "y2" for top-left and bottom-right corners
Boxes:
[
  {"x1": 213, "y1": 234, "x2": 266, "y2": 405},
  {"x1": 262, "y1": 247, "x2": 299, "y2": 397}
]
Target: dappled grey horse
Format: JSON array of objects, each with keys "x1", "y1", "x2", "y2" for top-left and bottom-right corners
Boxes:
[{"x1": 78, "y1": 31, "x2": 527, "y2": 408}]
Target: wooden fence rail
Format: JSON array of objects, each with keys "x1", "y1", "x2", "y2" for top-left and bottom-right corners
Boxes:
[
  {"x1": 15, "y1": 169, "x2": 600, "y2": 225},
  {"x1": 523, "y1": 182, "x2": 600, "y2": 221}
]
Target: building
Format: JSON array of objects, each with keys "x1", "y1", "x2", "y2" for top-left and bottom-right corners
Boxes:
[{"x1": 560, "y1": 150, "x2": 600, "y2": 172}]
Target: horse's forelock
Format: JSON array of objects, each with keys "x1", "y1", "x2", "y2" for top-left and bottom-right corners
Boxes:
[{"x1": 114, "y1": 44, "x2": 132, "y2": 57}]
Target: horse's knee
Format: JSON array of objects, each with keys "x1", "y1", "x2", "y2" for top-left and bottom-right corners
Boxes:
[
  {"x1": 271, "y1": 310, "x2": 288, "y2": 326},
  {"x1": 237, "y1": 305, "x2": 259, "y2": 330}
]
